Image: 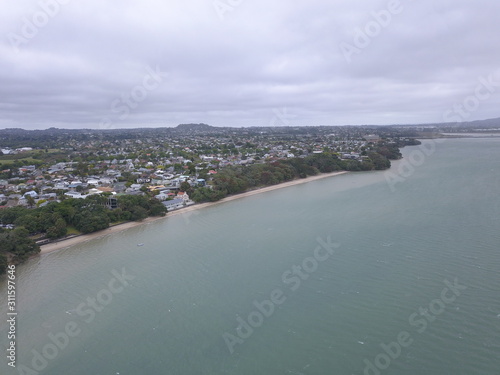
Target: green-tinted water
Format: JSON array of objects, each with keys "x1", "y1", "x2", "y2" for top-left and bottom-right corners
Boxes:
[{"x1": 1, "y1": 138, "x2": 499, "y2": 374}]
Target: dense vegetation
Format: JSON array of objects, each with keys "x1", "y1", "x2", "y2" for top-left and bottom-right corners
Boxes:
[
  {"x1": 191, "y1": 149, "x2": 397, "y2": 203},
  {"x1": 0, "y1": 195, "x2": 166, "y2": 274},
  {"x1": 0, "y1": 227, "x2": 40, "y2": 274}
]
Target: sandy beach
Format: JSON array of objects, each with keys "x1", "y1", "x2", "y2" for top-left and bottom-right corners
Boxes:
[{"x1": 39, "y1": 171, "x2": 348, "y2": 255}]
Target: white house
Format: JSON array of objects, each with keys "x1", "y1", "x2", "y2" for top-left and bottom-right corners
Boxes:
[
  {"x1": 54, "y1": 181, "x2": 69, "y2": 190},
  {"x1": 24, "y1": 191, "x2": 39, "y2": 198},
  {"x1": 88, "y1": 188, "x2": 102, "y2": 195},
  {"x1": 65, "y1": 191, "x2": 85, "y2": 199},
  {"x1": 163, "y1": 198, "x2": 184, "y2": 211},
  {"x1": 155, "y1": 192, "x2": 169, "y2": 201},
  {"x1": 176, "y1": 192, "x2": 190, "y2": 202},
  {"x1": 87, "y1": 178, "x2": 100, "y2": 185},
  {"x1": 99, "y1": 177, "x2": 115, "y2": 185}
]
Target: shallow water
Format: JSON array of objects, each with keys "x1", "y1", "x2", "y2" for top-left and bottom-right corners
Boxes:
[{"x1": 1, "y1": 138, "x2": 499, "y2": 374}]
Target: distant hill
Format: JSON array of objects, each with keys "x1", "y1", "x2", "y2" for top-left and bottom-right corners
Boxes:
[
  {"x1": 175, "y1": 123, "x2": 214, "y2": 131},
  {"x1": 402, "y1": 117, "x2": 500, "y2": 129},
  {"x1": 455, "y1": 117, "x2": 500, "y2": 128},
  {"x1": 2, "y1": 116, "x2": 500, "y2": 133}
]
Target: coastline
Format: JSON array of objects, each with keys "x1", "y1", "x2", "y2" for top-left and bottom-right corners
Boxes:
[{"x1": 39, "y1": 171, "x2": 348, "y2": 255}]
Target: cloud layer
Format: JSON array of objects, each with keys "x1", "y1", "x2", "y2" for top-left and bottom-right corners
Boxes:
[{"x1": 1, "y1": 0, "x2": 500, "y2": 129}]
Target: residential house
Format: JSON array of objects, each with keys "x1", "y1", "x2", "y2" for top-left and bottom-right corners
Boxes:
[
  {"x1": 24, "y1": 191, "x2": 39, "y2": 198},
  {"x1": 176, "y1": 192, "x2": 190, "y2": 202},
  {"x1": 162, "y1": 198, "x2": 184, "y2": 211},
  {"x1": 155, "y1": 192, "x2": 170, "y2": 201},
  {"x1": 65, "y1": 191, "x2": 85, "y2": 199}
]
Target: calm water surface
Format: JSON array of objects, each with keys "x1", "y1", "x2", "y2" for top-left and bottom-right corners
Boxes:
[{"x1": 1, "y1": 138, "x2": 499, "y2": 374}]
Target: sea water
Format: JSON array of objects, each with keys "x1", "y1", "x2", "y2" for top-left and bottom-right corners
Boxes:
[{"x1": 0, "y1": 138, "x2": 499, "y2": 374}]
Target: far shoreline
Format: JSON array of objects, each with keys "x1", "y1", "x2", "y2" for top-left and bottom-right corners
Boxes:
[{"x1": 39, "y1": 171, "x2": 348, "y2": 255}]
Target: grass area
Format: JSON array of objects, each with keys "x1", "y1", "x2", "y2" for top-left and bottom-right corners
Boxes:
[
  {"x1": 0, "y1": 149, "x2": 70, "y2": 167},
  {"x1": 66, "y1": 226, "x2": 82, "y2": 236},
  {"x1": 0, "y1": 157, "x2": 39, "y2": 165}
]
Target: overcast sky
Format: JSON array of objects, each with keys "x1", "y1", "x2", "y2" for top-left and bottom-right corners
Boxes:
[{"x1": 1, "y1": 0, "x2": 500, "y2": 129}]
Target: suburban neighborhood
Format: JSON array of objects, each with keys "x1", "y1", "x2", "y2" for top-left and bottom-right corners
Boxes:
[{"x1": 0, "y1": 123, "x2": 423, "y2": 212}]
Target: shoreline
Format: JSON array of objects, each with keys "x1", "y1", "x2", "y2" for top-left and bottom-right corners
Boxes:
[{"x1": 39, "y1": 171, "x2": 348, "y2": 255}]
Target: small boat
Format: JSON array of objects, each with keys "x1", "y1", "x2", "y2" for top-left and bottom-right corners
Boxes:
[{"x1": 137, "y1": 243, "x2": 144, "y2": 247}]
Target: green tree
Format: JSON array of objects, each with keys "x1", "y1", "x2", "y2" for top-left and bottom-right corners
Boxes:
[
  {"x1": 180, "y1": 181, "x2": 193, "y2": 196},
  {"x1": 148, "y1": 198, "x2": 167, "y2": 217},
  {"x1": 14, "y1": 214, "x2": 41, "y2": 234},
  {"x1": 26, "y1": 195, "x2": 36, "y2": 208},
  {"x1": 0, "y1": 228, "x2": 40, "y2": 261},
  {"x1": 0, "y1": 253, "x2": 7, "y2": 275},
  {"x1": 46, "y1": 218, "x2": 67, "y2": 239},
  {"x1": 368, "y1": 152, "x2": 391, "y2": 170}
]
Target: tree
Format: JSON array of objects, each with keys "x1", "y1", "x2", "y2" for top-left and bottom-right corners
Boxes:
[
  {"x1": 0, "y1": 206, "x2": 29, "y2": 224},
  {"x1": 14, "y1": 214, "x2": 41, "y2": 234},
  {"x1": 0, "y1": 253, "x2": 7, "y2": 275},
  {"x1": 129, "y1": 206, "x2": 148, "y2": 221},
  {"x1": 148, "y1": 198, "x2": 167, "y2": 216},
  {"x1": 46, "y1": 218, "x2": 67, "y2": 239},
  {"x1": 368, "y1": 152, "x2": 391, "y2": 170},
  {"x1": 191, "y1": 187, "x2": 227, "y2": 203},
  {"x1": 26, "y1": 195, "x2": 35, "y2": 208},
  {"x1": 0, "y1": 228, "x2": 40, "y2": 261},
  {"x1": 180, "y1": 181, "x2": 193, "y2": 196}
]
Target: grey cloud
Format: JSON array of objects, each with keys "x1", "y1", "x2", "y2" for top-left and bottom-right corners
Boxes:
[{"x1": 1, "y1": 0, "x2": 500, "y2": 129}]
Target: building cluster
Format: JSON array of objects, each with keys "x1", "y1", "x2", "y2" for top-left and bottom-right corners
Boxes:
[{"x1": 0, "y1": 124, "x2": 416, "y2": 210}]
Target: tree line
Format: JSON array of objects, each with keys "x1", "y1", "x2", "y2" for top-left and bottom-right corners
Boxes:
[
  {"x1": 0, "y1": 194, "x2": 167, "y2": 274},
  {"x1": 190, "y1": 148, "x2": 397, "y2": 203}
]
